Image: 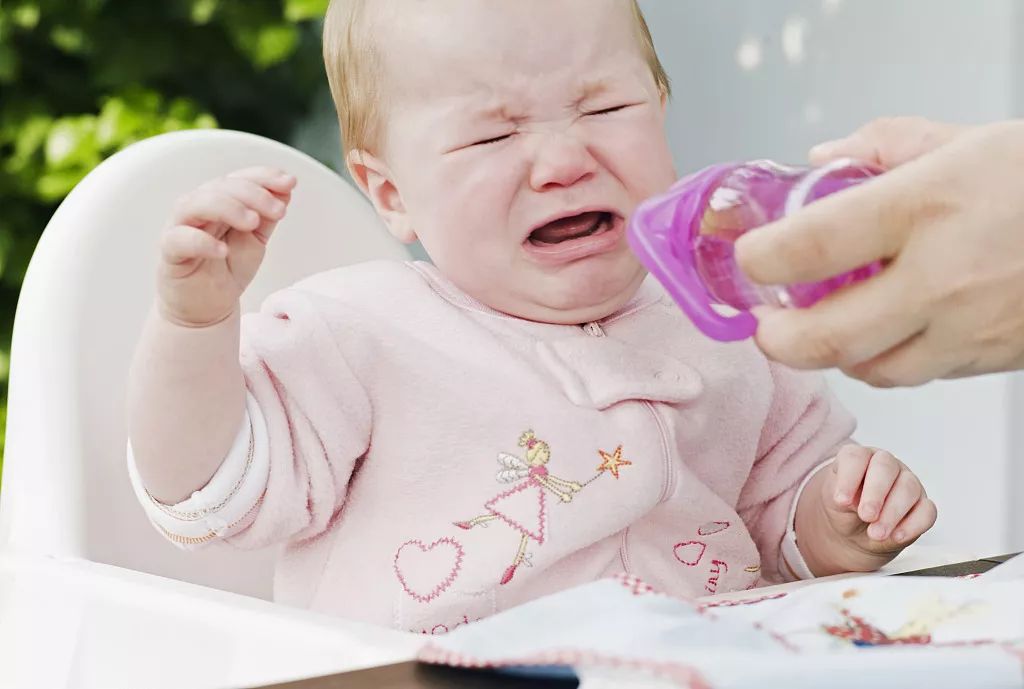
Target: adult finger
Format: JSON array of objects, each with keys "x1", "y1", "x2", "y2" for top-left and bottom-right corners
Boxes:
[
  {"x1": 809, "y1": 117, "x2": 968, "y2": 168},
  {"x1": 752, "y1": 261, "x2": 927, "y2": 369}
]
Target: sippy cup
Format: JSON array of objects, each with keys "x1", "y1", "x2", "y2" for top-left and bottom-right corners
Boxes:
[{"x1": 627, "y1": 158, "x2": 884, "y2": 342}]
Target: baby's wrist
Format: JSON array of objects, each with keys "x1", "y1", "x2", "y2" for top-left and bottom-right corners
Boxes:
[
  {"x1": 156, "y1": 300, "x2": 239, "y2": 330},
  {"x1": 799, "y1": 492, "x2": 901, "y2": 575},
  {"x1": 794, "y1": 483, "x2": 851, "y2": 576},
  {"x1": 795, "y1": 472, "x2": 892, "y2": 576},
  {"x1": 815, "y1": 533, "x2": 896, "y2": 575}
]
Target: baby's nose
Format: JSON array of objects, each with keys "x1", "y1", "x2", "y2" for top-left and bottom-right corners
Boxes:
[{"x1": 528, "y1": 132, "x2": 597, "y2": 191}]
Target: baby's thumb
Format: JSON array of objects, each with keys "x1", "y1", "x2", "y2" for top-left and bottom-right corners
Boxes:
[{"x1": 162, "y1": 225, "x2": 228, "y2": 264}]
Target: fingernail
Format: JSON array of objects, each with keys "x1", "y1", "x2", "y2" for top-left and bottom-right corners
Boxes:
[
  {"x1": 271, "y1": 201, "x2": 286, "y2": 215},
  {"x1": 834, "y1": 491, "x2": 850, "y2": 505},
  {"x1": 860, "y1": 503, "x2": 879, "y2": 520},
  {"x1": 217, "y1": 243, "x2": 228, "y2": 257},
  {"x1": 868, "y1": 523, "x2": 887, "y2": 540},
  {"x1": 894, "y1": 530, "x2": 907, "y2": 543},
  {"x1": 245, "y1": 210, "x2": 259, "y2": 226}
]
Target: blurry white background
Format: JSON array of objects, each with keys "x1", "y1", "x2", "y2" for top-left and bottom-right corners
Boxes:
[{"x1": 293, "y1": 0, "x2": 1024, "y2": 556}]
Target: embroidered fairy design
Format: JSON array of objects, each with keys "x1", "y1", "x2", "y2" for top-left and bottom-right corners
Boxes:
[
  {"x1": 823, "y1": 590, "x2": 984, "y2": 647},
  {"x1": 824, "y1": 609, "x2": 934, "y2": 647},
  {"x1": 455, "y1": 430, "x2": 632, "y2": 585}
]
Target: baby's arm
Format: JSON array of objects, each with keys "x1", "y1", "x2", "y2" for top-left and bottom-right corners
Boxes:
[
  {"x1": 737, "y1": 362, "x2": 854, "y2": 583},
  {"x1": 738, "y1": 362, "x2": 936, "y2": 581},
  {"x1": 128, "y1": 168, "x2": 295, "y2": 504}
]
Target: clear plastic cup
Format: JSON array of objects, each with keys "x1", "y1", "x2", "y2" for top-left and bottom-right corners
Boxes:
[{"x1": 628, "y1": 158, "x2": 883, "y2": 342}]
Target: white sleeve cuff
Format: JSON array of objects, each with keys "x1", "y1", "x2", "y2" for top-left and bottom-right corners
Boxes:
[
  {"x1": 780, "y1": 457, "x2": 835, "y2": 581},
  {"x1": 127, "y1": 392, "x2": 270, "y2": 549}
]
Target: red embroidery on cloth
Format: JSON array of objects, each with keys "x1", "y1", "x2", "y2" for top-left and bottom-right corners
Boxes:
[
  {"x1": 700, "y1": 592, "x2": 788, "y2": 609},
  {"x1": 697, "y1": 521, "x2": 731, "y2": 536},
  {"x1": 393, "y1": 537, "x2": 465, "y2": 603},
  {"x1": 613, "y1": 574, "x2": 657, "y2": 596},
  {"x1": 454, "y1": 430, "x2": 630, "y2": 586},
  {"x1": 483, "y1": 478, "x2": 548, "y2": 544},
  {"x1": 420, "y1": 615, "x2": 477, "y2": 636},
  {"x1": 704, "y1": 559, "x2": 729, "y2": 594},
  {"x1": 824, "y1": 609, "x2": 933, "y2": 646},
  {"x1": 673, "y1": 541, "x2": 707, "y2": 567}
]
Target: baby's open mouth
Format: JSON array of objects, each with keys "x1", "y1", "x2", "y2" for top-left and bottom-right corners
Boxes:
[{"x1": 528, "y1": 211, "x2": 614, "y2": 246}]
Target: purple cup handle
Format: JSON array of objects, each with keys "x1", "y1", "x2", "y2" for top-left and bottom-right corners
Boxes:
[{"x1": 627, "y1": 167, "x2": 759, "y2": 342}]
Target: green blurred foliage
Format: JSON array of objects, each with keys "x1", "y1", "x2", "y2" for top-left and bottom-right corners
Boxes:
[{"x1": 0, "y1": 0, "x2": 330, "y2": 478}]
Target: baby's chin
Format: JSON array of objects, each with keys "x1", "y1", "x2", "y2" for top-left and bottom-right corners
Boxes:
[{"x1": 480, "y1": 261, "x2": 648, "y2": 325}]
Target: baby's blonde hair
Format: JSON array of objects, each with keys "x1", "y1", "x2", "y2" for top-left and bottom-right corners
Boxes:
[{"x1": 323, "y1": 0, "x2": 671, "y2": 159}]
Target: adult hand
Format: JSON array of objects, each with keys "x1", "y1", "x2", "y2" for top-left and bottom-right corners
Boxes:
[{"x1": 735, "y1": 117, "x2": 1024, "y2": 387}]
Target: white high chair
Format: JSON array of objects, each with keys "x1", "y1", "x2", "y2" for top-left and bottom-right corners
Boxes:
[{"x1": 0, "y1": 129, "x2": 411, "y2": 599}]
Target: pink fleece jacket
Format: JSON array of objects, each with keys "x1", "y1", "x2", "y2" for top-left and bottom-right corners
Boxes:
[{"x1": 130, "y1": 260, "x2": 855, "y2": 634}]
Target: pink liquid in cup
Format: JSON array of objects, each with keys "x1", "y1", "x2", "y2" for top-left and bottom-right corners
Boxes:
[{"x1": 627, "y1": 159, "x2": 883, "y2": 342}]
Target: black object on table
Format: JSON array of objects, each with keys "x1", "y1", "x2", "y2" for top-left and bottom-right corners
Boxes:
[
  {"x1": 893, "y1": 552, "x2": 1017, "y2": 578},
  {"x1": 257, "y1": 663, "x2": 577, "y2": 689}
]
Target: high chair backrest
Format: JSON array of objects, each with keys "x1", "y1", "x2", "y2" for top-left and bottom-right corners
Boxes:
[{"x1": 0, "y1": 129, "x2": 410, "y2": 598}]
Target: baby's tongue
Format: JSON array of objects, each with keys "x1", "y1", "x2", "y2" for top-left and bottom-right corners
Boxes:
[{"x1": 530, "y1": 211, "x2": 603, "y2": 244}]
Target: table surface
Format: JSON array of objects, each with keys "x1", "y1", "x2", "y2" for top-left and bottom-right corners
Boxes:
[
  {"x1": 0, "y1": 552, "x2": 422, "y2": 689},
  {"x1": 1, "y1": 548, "x2": 1016, "y2": 689},
  {"x1": 255, "y1": 553, "x2": 1022, "y2": 689}
]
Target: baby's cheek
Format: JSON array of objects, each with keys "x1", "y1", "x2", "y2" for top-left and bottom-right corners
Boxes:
[{"x1": 608, "y1": 134, "x2": 675, "y2": 198}]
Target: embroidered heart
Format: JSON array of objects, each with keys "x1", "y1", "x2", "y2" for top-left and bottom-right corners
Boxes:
[
  {"x1": 673, "y1": 540, "x2": 707, "y2": 567},
  {"x1": 698, "y1": 521, "x2": 731, "y2": 536},
  {"x1": 394, "y1": 538, "x2": 464, "y2": 603}
]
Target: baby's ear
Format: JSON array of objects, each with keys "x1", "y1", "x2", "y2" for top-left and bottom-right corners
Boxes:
[{"x1": 346, "y1": 150, "x2": 417, "y2": 244}]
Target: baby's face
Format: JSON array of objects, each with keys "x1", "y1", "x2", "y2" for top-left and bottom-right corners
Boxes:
[{"x1": 365, "y1": 0, "x2": 676, "y2": 323}]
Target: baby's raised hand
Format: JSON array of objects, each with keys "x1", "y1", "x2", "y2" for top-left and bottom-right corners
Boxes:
[
  {"x1": 817, "y1": 445, "x2": 938, "y2": 570},
  {"x1": 158, "y1": 167, "x2": 296, "y2": 327}
]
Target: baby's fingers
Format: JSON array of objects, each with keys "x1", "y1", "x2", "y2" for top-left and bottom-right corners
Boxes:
[
  {"x1": 161, "y1": 225, "x2": 228, "y2": 264},
  {"x1": 218, "y1": 177, "x2": 289, "y2": 222},
  {"x1": 831, "y1": 445, "x2": 872, "y2": 509},
  {"x1": 857, "y1": 451, "x2": 901, "y2": 523},
  {"x1": 227, "y1": 167, "x2": 297, "y2": 194},
  {"x1": 867, "y1": 470, "x2": 924, "y2": 541},
  {"x1": 171, "y1": 189, "x2": 260, "y2": 232},
  {"x1": 892, "y1": 497, "x2": 938, "y2": 545}
]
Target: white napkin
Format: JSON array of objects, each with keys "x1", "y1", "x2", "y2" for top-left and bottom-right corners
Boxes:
[{"x1": 420, "y1": 572, "x2": 1024, "y2": 688}]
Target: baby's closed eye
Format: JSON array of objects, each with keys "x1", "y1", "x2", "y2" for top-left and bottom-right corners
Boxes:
[
  {"x1": 581, "y1": 102, "x2": 645, "y2": 117},
  {"x1": 471, "y1": 133, "x2": 515, "y2": 147}
]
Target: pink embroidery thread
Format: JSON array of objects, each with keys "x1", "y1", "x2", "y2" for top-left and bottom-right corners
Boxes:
[
  {"x1": 700, "y1": 592, "x2": 788, "y2": 609},
  {"x1": 614, "y1": 574, "x2": 657, "y2": 597},
  {"x1": 484, "y1": 480, "x2": 548, "y2": 544},
  {"x1": 455, "y1": 431, "x2": 623, "y2": 586},
  {"x1": 393, "y1": 537, "x2": 465, "y2": 604},
  {"x1": 673, "y1": 540, "x2": 707, "y2": 567},
  {"x1": 697, "y1": 521, "x2": 731, "y2": 536},
  {"x1": 704, "y1": 559, "x2": 729, "y2": 594},
  {"x1": 420, "y1": 615, "x2": 476, "y2": 636}
]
